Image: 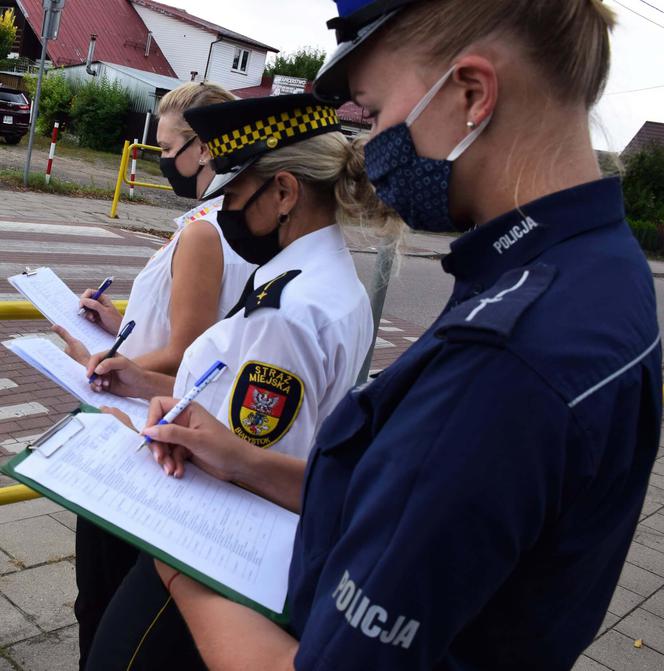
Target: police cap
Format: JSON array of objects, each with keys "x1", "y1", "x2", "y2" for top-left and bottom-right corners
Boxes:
[
  {"x1": 314, "y1": 0, "x2": 420, "y2": 104},
  {"x1": 184, "y1": 93, "x2": 342, "y2": 191}
]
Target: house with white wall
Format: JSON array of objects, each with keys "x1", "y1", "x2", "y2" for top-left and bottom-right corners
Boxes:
[{"x1": 130, "y1": 0, "x2": 279, "y2": 89}]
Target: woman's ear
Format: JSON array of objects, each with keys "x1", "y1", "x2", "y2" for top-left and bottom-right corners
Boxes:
[
  {"x1": 198, "y1": 138, "x2": 212, "y2": 165},
  {"x1": 453, "y1": 54, "x2": 498, "y2": 127},
  {"x1": 273, "y1": 171, "x2": 300, "y2": 214}
]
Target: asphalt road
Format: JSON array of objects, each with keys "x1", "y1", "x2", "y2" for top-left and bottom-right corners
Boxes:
[{"x1": 354, "y1": 252, "x2": 664, "y2": 333}]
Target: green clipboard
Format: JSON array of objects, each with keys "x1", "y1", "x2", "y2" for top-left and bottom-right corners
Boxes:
[{"x1": 1, "y1": 405, "x2": 291, "y2": 625}]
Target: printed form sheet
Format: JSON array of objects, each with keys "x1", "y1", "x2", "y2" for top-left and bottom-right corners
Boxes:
[
  {"x1": 16, "y1": 413, "x2": 299, "y2": 613},
  {"x1": 4, "y1": 338, "x2": 149, "y2": 430},
  {"x1": 8, "y1": 267, "x2": 114, "y2": 353}
]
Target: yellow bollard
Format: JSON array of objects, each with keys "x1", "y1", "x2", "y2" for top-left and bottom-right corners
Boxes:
[
  {"x1": 0, "y1": 300, "x2": 128, "y2": 320},
  {"x1": 0, "y1": 485, "x2": 40, "y2": 506},
  {"x1": 110, "y1": 140, "x2": 131, "y2": 219}
]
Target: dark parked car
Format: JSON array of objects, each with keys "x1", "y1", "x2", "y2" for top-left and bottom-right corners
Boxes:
[{"x1": 0, "y1": 87, "x2": 30, "y2": 145}]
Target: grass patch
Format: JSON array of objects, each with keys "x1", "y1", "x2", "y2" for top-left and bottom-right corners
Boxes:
[{"x1": 0, "y1": 169, "x2": 151, "y2": 203}]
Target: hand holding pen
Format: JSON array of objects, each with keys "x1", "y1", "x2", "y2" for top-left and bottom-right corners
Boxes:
[
  {"x1": 137, "y1": 361, "x2": 226, "y2": 452},
  {"x1": 88, "y1": 320, "x2": 136, "y2": 383},
  {"x1": 78, "y1": 276, "x2": 113, "y2": 315}
]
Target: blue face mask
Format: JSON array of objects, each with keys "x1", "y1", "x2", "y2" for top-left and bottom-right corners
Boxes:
[{"x1": 364, "y1": 66, "x2": 491, "y2": 232}]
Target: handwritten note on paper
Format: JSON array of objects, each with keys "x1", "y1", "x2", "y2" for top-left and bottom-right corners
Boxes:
[
  {"x1": 4, "y1": 338, "x2": 149, "y2": 430},
  {"x1": 16, "y1": 413, "x2": 299, "y2": 613},
  {"x1": 8, "y1": 267, "x2": 114, "y2": 353}
]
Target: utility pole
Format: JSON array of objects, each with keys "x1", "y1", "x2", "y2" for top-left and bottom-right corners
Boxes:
[{"x1": 23, "y1": 0, "x2": 66, "y2": 187}]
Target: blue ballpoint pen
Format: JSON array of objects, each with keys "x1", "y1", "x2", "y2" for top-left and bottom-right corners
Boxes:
[
  {"x1": 136, "y1": 360, "x2": 226, "y2": 452},
  {"x1": 88, "y1": 320, "x2": 136, "y2": 383},
  {"x1": 78, "y1": 276, "x2": 114, "y2": 315}
]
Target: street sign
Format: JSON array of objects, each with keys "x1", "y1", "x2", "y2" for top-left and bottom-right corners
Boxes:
[
  {"x1": 271, "y1": 75, "x2": 307, "y2": 96},
  {"x1": 41, "y1": 0, "x2": 65, "y2": 39}
]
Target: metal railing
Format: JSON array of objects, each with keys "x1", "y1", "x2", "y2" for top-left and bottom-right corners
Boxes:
[{"x1": 110, "y1": 140, "x2": 172, "y2": 219}]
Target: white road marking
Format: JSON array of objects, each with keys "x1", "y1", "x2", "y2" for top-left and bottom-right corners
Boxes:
[
  {"x1": 0, "y1": 263, "x2": 145, "y2": 280},
  {"x1": 374, "y1": 337, "x2": 396, "y2": 349},
  {"x1": 0, "y1": 221, "x2": 121, "y2": 238},
  {"x1": 379, "y1": 326, "x2": 404, "y2": 332},
  {"x1": 0, "y1": 379, "x2": 17, "y2": 390},
  {"x1": 403, "y1": 337, "x2": 419, "y2": 343},
  {"x1": 0, "y1": 402, "x2": 49, "y2": 421},
  {"x1": 0, "y1": 240, "x2": 155, "y2": 258},
  {"x1": 0, "y1": 433, "x2": 40, "y2": 454}
]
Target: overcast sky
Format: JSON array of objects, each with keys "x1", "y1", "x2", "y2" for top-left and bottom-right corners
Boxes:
[{"x1": 184, "y1": 0, "x2": 663, "y2": 153}]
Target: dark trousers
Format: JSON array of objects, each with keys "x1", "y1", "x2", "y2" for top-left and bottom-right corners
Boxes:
[
  {"x1": 75, "y1": 518, "x2": 141, "y2": 669},
  {"x1": 85, "y1": 552, "x2": 207, "y2": 671}
]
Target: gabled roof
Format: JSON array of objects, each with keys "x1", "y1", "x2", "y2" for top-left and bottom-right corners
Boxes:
[
  {"x1": 232, "y1": 77, "x2": 370, "y2": 128},
  {"x1": 622, "y1": 121, "x2": 664, "y2": 157},
  {"x1": 16, "y1": 0, "x2": 176, "y2": 76},
  {"x1": 131, "y1": 0, "x2": 279, "y2": 53}
]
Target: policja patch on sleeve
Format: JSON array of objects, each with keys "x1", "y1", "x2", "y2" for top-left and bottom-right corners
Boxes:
[{"x1": 229, "y1": 361, "x2": 304, "y2": 448}]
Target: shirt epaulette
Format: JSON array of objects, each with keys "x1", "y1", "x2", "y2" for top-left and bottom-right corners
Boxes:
[
  {"x1": 436, "y1": 263, "x2": 557, "y2": 344},
  {"x1": 244, "y1": 269, "x2": 302, "y2": 317}
]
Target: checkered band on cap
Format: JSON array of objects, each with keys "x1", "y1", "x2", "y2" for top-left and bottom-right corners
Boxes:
[{"x1": 207, "y1": 104, "x2": 341, "y2": 160}]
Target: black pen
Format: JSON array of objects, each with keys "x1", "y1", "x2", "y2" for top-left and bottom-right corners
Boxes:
[{"x1": 88, "y1": 320, "x2": 136, "y2": 384}]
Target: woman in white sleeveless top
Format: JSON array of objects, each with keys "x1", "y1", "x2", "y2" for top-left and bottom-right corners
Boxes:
[{"x1": 56, "y1": 82, "x2": 255, "y2": 375}]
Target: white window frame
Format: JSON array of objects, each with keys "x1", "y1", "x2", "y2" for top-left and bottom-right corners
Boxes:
[{"x1": 231, "y1": 47, "x2": 251, "y2": 74}]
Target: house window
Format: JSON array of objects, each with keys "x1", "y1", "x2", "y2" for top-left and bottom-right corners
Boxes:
[{"x1": 232, "y1": 47, "x2": 251, "y2": 73}]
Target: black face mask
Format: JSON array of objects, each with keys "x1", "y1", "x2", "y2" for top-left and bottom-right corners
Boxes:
[
  {"x1": 160, "y1": 136, "x2": 204, "y2": 199},
  {"x1": 218, "y1": 179, "x2": 282, "y2": 266}
]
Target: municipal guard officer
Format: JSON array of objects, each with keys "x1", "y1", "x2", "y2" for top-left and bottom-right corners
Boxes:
[{"x1": 87, "y1": 1, "x2": 663, "y2": 670}]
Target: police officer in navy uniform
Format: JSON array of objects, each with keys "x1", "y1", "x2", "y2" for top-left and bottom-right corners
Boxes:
[{"x1": 85, "y1": 1, "x2": 662, "y2": 669}]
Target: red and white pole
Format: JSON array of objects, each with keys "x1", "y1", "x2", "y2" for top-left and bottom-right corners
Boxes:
[
  {"x1": 44, "y1": 121, "x2": 60, "y2": 185},
  {"x1": 129, "y1": 137, "x2": 138, "y2": 199}
]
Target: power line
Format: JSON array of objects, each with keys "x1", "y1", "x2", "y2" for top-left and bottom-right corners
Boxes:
[
  {"x1": 606, "y1": 83, "x2": 664, "y2": 95},
  {"x1": 612, "y1": 0, "x2": 664, "y2": 29},
  {"x1": 636, "y1": 0, "x2": 664, "y2": 15}
]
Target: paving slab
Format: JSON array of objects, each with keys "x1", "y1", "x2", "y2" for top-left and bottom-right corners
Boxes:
[
  {"x1": 0, "y1": 593, "x2": 40, "y2": 646},
  {"x1": 642, "y1": 589, "x2": 664, "y2": 618},
  {"x1": 0, "y1": 499, "x2": 63, "y2": 525},
  {"x1": 0, "y1": 655, "x2": 17, "y2": 671},
  {"x1": 0, "y1": 562, "x2": 76, "y2": 631},
  {"x1": 607, "y1": 585, "x2": 644, "y2": 618},
  {"x1": 618, "y1": 561, "x2": 664, "y2": 598},
  {"x1": 586, "y1": 629, "x2": 664, "y2": 671},
  {"x1": 0, "y1": 517, "x2": 74, "y2": 567},
  {"x1": 6, "y1": 625, "x2": 78, "y2": 671},
  {"x1": 615, "y1": 607, "x2": 664, "y2": 655},
  {"x1": 626, "y1": 542, "x2": 664, "y2": 578},
  {"x1": 0, "y1": 548, "x2": 19, "y2": 576},
  {"x1": 49, "y1": 511, "x2": 76, "y2": 533},
  {"x1": 640, "y1": 513, "x2": 664, "y2": 535},
  {"x1": 572, "y1": 656, "x2": 612, "y2": 671}
]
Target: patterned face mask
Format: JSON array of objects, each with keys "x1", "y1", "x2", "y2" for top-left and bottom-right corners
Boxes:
[{"x1": 364, "y1": 66, "x2": 491, "y2": 232}]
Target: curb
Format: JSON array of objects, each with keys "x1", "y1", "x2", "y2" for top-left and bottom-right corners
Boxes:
[{"x1": 349, "y1": 248, "x2": 446, "y2": 260}]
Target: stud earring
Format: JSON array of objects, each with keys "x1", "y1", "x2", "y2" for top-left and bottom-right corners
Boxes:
[
  {"x1": 466, "y1": 120, "x2": 477, "y2": 130},
  {"x1": 278, "y1": 213, "x2": 289, "y2": 225}
]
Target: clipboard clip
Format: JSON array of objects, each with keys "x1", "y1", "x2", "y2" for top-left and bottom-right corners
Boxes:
[
  {"x1": 28, "y1": 415, "x2": 85, "y2": 457},
  {"x1": 22, "y1": 267, "x2": 38, "y2": 276}
]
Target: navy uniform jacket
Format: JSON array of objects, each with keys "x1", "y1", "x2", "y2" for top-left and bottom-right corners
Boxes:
[{"x1": 287, "y1": 178, "x2": 662, "y2": 670}]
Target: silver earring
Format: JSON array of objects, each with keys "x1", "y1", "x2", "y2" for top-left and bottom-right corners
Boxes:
[
  {"x1": 466, "y1": 120, "x2": 477, "y2": 130},
  {"x1": 199, "y1": 159, "x2": 207, "y2": 165}
]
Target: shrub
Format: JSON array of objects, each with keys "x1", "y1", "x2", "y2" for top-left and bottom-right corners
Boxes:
[
  {"x1": 0, "y1": 9, "x2": 17, "y2": 61},
  {"x1": 70, "y1": 77, "x2": 131, "y2": 152},
  {"x1": 623, "y1": 144, "x2": 664, "y2": 223},
  {"x1": 265, "y1": 47, "x2": 326, "y2": 81},
  {"x1": 24, "y1": 71, "x2": 74, "y2": 135},
  {"x1": 628, "y1": 218, "x2": 664, "y2": 254}
]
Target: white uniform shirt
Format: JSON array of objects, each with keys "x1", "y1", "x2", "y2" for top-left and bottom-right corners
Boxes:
[
  {"x1": 174, "y1": 224, "x2": 373, "y2": 460},
  {"x1": 118, "y1": 200, "x2": 256, "y2": 359}
]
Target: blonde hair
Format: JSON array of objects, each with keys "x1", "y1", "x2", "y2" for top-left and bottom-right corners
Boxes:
[
  {"x1": 385, "y1": 0, "x2": 616, "y2": 108},
  {"x1": 158, "y1": 82, "x2": 236, "y2": 140},
  {"x1": 251, "y1": 132, "x2": 402, "y2": 239}
]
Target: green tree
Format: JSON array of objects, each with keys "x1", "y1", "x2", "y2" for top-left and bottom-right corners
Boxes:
[
  {"x1": 70, "y1": 77, "x2": 131, "y2": 152},
  {"x1": 24, "y1": 71, "x2": 74, "y2": 135},
  {"x1": 623, "y1": 144, "x2": 664, "y2": 223},
  {"x1": 264, "y1": 47, "x2": 326, "y2": 82},
  {"x1": 0, "y1": 9, "x2": 17, "y2": 61}
]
